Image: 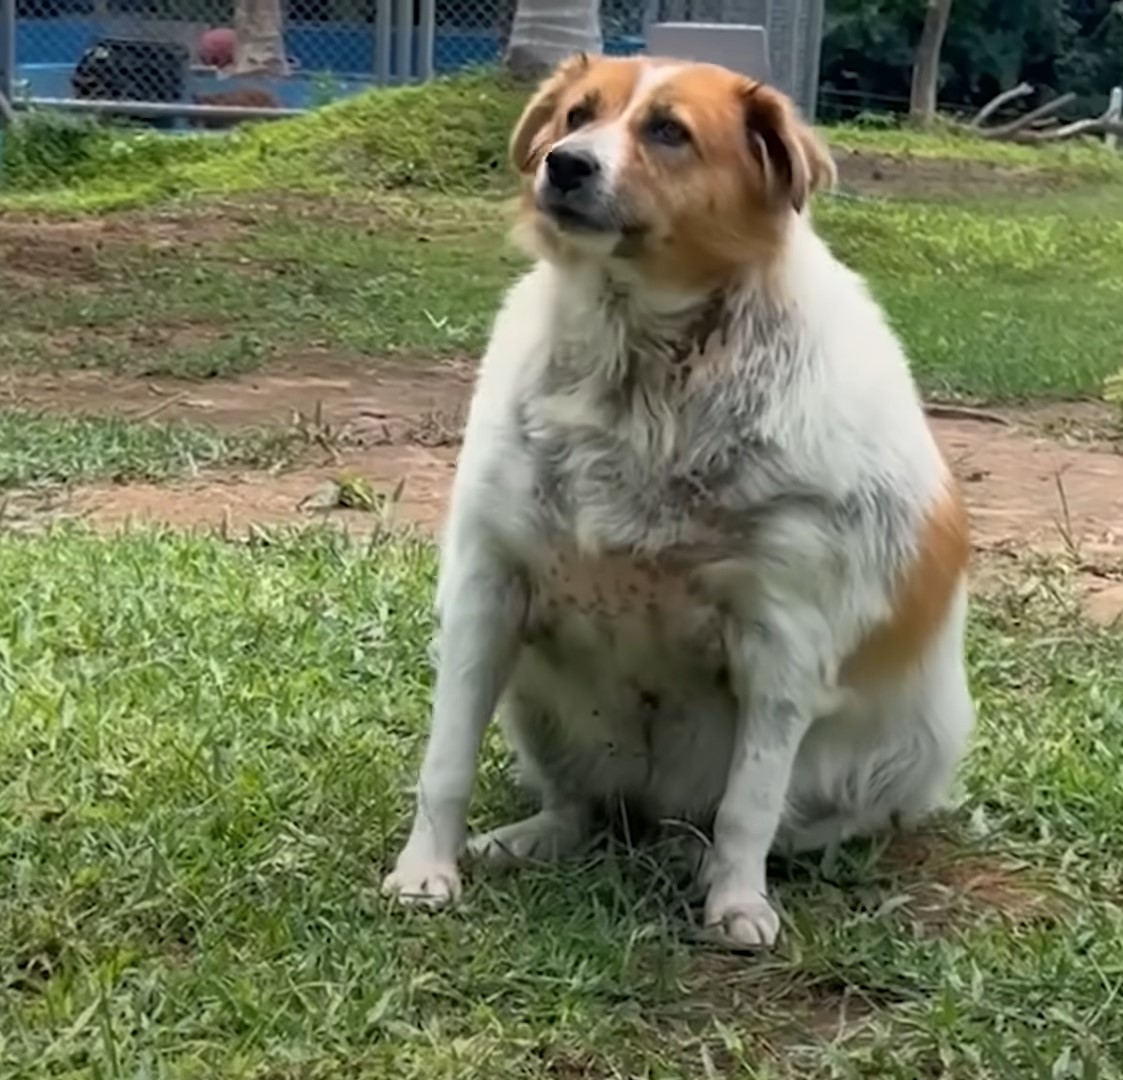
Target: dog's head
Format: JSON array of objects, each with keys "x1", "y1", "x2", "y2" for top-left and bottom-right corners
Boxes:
[{"x1": 510, "y1": 55, "x2": 835, "y2": 289}]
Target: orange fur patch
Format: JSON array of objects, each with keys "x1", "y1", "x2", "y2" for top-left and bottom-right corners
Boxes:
[
  {"x1": 841, "y1": 480, "x2": 971, "y2": 687},
  {"x1": 510, "y1": 55, "x2": 644, "y2": 173}
]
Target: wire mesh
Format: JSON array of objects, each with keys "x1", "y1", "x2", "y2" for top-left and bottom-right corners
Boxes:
[
  {"x1": 5, "y1": 0, "x2": 821, "y2": 122},
  {"x1": 7, "y1": 0, "x2": 479, "y2": 120}
]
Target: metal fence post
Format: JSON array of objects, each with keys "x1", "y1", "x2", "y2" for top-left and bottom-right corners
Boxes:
[
  {"x1": 802, "y1": 0, "x2": 825, "y2": 121},
  {"x1": 417, "y1": 0, "x2": 435, "y2": 81},
  {"x1": 376, "y1": 0, "x2": 392, "y2": 85},
  {"x1": 0, "y1": 0, "x2": 15, "y2": 108},
  {"x1": 394, "y1": 0, "x2": 412, "y2": 81}
]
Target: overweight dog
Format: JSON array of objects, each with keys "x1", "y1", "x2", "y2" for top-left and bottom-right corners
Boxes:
[{"x1": 384, "y1": 54, "x2": 973, "y2": 948}]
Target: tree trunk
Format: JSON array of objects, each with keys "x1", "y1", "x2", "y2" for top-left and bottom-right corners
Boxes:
[
  {"x1": 909, "y1": 0, "x2": 953, "y2": 126},
  {"x1": 504, "y1": 0, "x2": 602, "y2": 80},
  {"x1": 234, "y1": 0, "x2": 290, "y2": 76}
]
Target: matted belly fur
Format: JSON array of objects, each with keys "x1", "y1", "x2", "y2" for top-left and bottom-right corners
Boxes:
[{"x1": 501, "y1": 549, "x2": 741, "y2": 821}]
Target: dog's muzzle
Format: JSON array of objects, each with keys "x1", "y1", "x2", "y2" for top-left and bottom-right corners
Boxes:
[{"x1": 537, "y1": 147, "x2": 616, "y2": 233}]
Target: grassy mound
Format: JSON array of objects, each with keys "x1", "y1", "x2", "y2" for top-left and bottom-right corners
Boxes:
[
  {"x1": 7, "y1": 67, "x2": 1123, "y2": 212},
  {"x1": 0, "y1": 70, "x2": 529, "y2": 211}
]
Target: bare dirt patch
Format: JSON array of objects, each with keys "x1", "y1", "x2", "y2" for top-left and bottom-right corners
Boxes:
[
  {"x1": 881, "y1": 831, "x2": 1062, "y2": 934},
  {"x1": 7, "y1": 354, "x2": 1123, "y2": 619},
  {"x1": 832, "y1": 149, "x2": 1057, "y2": 200},
  {"x1": 4, "y1": 352, "x2": 472, "y2": 441},
  {"x1": 942, "y1": 415, "x2": 1123, "y2": 559},
  {"x1": 0, "y1": 211, "x2": 250, "y2": 295},
  {"x1": 61, "y1": 445, "x2": 458, "y2": 535},
  {"x1": 943, "y1": 414, "x2": 1123, "y2": 623}
]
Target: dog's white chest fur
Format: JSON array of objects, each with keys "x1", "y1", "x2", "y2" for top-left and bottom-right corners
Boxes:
[{"x1": 467, "y1": 275, "x2": 763, "y2": 818}]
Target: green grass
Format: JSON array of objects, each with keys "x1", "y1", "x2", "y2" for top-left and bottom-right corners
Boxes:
[
  {"x1": 5, "y1": 185, "x2": 1120, "y2": 400},
  {"x1": 0, "y1": 197, "x2": 523, "y2": 379},
  {"x1": 0, "y1": 410, "x2": 294, "y2": 490},
  {"x1": 0, "y1": 72, "x2": 528, "y2": 213},
  {"x1": 0, "y1": 528, "x2": 1121, "y2": 1077},
  {"x1": 5, "y1": 71, "x2": 1123, "y2": 214},
  {"x1": 815, "y1": 193, "x2": 1123, "y2": 400},
  {"x1": 3, "y1": 72, "x2": 1122, "y2": 400},
  {"x1": 828, "y1": 120, "x2": 1123, "y2": 183}
]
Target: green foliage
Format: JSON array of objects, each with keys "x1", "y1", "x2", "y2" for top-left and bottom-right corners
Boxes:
[{"x1": 821, "y1": 0, "x2": 1123, "y2": 119}]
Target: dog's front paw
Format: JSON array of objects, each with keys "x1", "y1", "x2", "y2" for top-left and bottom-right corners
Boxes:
[
  {"x1": 703, "y1": 883, "x2": 781, "y2": 949},
  {"x1": 382, "y1": 856, "x2": 462, "y2": 910}
]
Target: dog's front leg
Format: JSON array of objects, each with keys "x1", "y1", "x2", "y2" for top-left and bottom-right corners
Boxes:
[
  {"x1": 702, "y1": 607, "x2": 827, "y2": 948},
  {"x1": 383, "y1": 537, "x2": 526, "y2": 908}
]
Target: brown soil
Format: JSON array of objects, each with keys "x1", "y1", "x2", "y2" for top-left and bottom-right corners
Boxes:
[
  {"x1": 942, "y1": 415, "x2": 1123, "y2": 559},
  {"x1": 832, "y1": 149, "x2": 1058, "y2": 200},
  {"x1": 64, "y1": 445, "x2": 459, "y2": 536},
  {"x1": 0, "y1": 212, "x2": 250, "y2": 294},
  {"x1": 3, "y1": 353, "x2": 472, "y2": 441},
  {"x1": 7, "y1": 355, "x2": 1123, "y2": 622},
  {"x1": 882, "y1": 831, "x2": 1062, "y2": 933}
]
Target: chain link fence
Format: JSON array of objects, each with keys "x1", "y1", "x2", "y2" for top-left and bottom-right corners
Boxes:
[
  {"x1": 0, "y1": 0, "x2": 643, "y2": 126},
  {"x1": 0, "y1": 0, "x2": 819, "y2": 127}
]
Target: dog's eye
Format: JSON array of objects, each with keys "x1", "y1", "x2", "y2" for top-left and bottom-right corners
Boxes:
[
  {"x1": 566, "y1": 103, "x2": 594, "y2": 131},
  {"x1": 646, "y1": 115, "x2": 691, "y2": 148}
]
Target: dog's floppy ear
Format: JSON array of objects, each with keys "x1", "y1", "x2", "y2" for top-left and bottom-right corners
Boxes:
[
  {"x1": 741, "y1": 82, "x2": 836, "y2": 212},
  {"x1": 510, "y1": 52, "x2": 591, "y2": 174}
]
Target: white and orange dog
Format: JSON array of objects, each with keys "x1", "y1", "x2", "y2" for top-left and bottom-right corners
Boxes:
[{"x1": 384, "y1": 55, "x2": 973, "y2": 948}]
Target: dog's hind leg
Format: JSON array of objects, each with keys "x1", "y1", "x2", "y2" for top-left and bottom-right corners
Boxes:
[
  {"x1": 780, "y1": 587, "x2": 974, "y2": 854},
  {"x1": 467, "y1": 798, "x2": 592, "y2": 868},
  {"x1": 468, "y1": 691, "x2": 597, "y2": 868}
]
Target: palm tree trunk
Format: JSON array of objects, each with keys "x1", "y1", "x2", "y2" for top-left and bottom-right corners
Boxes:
[
  {"x1": 234, "y1": 0, "x2": 290, "y2": 76},
  {"x1": 504, "y1": 0, "x2": 602, "y2": 80}
]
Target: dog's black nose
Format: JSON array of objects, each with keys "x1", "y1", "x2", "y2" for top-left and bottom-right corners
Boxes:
[{"x1": 546, "y1": 147, "x2": 599, "y2": 194}]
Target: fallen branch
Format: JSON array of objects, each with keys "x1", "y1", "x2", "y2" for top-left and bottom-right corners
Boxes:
[
  {"x1": 970, "y1": 81, "x2": 1033, "y2": 128},
  {"x1": 966, "y1": 82, "x2": 1123, "y2": 145},
  {"x1": 1004, "y1": 114, "x2": 1123, "y2": 143},
  {"x1": 1016, "y1": 115, "x2": 1104, "y2": 142},
  {"x1": 976, "y1": 92, "x2": 1076, "y2": 139}
]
